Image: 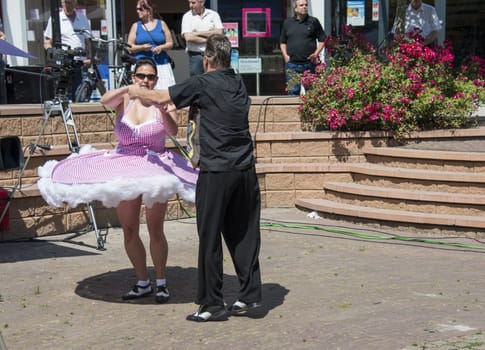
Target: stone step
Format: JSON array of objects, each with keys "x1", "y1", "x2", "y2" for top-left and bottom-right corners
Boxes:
[
  {"x1": 324, "y1": 181, "x2": 485, "y2": 216},
  {"x1": 349, "y1": 163, "x2": 485, "y2": 183},
  {"x1": 295, "y1": 198, "x2": 485, "y2": 236},
  {"x1": 348, "y1": 163, "x2": 485, "y2": 194},
  {"x1": 364, "y1": 146, "x2": 485, "y2": 172},
  {"x1": 325, "y1": 181, "x2": 485, "y2": 205},
  {"x1": 365, "y1": 146, "x2": 485, "y2": 162}
]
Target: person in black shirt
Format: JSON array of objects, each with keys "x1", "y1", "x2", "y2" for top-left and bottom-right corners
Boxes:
[
  {"x1": 280, "y1": 0, "x2": 326, "y2": 96},
  {"x1": 128, "y1": 34, "x2": 262, "y2": 322}
]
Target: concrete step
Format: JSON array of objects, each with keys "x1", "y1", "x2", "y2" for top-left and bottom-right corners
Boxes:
[
  {"x1": 365, "y1": 146, "x2": 485, "y2": 162},
  {"x1": 325, "y1": 181, "x2": 485, "y2": 205},
  {"x1": 364, "y1": 146, "x2": 485, "y2": 172},
  {"x1": 349, "y1": 163, "x2": 485, "y2": 183},
  {"x1": 324, "y1": 181, "x2": 485, "y2": 216},
  {"x1": 348, "y1": 163, "x2": 485, "y2": 194},
  {"x1": 293, "y1": 146, "x2": 485, "y2": 235},
  {"x1": 295, "y1": 198, "x2": 485, "y2": 236}
]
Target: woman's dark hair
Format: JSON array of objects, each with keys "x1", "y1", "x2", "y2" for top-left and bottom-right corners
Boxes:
[
  {"x1": 204, "y1": 34, "x2": 232, "y2": 69},
  {"x1": 137, "y1": 0, "x2": 159, "y2": 19},
  {"x1": 134, "y1": 58, "x2": 157, "y2": 74}
]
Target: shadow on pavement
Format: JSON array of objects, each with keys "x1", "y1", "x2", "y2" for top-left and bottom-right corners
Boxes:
[
  {"x1": 0, "y1": 239, "x2": 100, "y2": 263},
  {"x1": 75, "y1": 266, "x2": 289, "y2": 317},
  {"x1": 75, "y1": 266, "x2": 198, "y2": 304},
  {"x1": 245, "y1": 283, "x2": 290, "y2": 319}
]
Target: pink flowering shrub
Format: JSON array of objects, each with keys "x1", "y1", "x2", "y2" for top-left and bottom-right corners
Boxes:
[{"x1": 300, "y1": 26, "x2": 485, "y2": 136}]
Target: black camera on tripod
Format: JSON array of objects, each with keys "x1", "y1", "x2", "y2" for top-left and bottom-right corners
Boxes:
[
  {"x1": 45, "y1": 46, "x2": 86, "y2": 70},
  {"x1": 45, "y1": 46, "x2": 86, "y2": 99}
]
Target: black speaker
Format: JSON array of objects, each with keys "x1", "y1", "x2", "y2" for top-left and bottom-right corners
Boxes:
[
  {"x1": 5, "y1": 66, "x2": 55, "y2": 104},
  {"x1": 0, "y1": 136, "x2": 25, "y2": 171}
]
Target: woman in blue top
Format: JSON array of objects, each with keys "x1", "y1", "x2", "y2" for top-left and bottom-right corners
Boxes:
[{"x1": 127, "y1": 0, "x2": 175, "y2": 90}]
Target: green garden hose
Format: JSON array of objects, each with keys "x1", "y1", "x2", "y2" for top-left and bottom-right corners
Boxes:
[{"x1": 260, "y1": 221, "x2": 485, "y2": 251}]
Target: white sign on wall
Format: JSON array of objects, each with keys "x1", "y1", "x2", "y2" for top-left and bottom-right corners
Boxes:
[{"x1": 238, "y1": 58, "x2": 262, "y2": 74}]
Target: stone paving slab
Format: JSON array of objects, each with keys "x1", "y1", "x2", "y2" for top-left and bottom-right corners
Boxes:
[{"x1": 0, "y1": 208, "x2": 484, "y2": 350}]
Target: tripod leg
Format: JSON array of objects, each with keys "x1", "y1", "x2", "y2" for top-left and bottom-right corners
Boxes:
[
  {"x1": 60, "y1": 100, "x2": 81, "y2": 153},
  {"x1": 58, "y1": 99, "x2": 108, "y2": 249},
  {"x1": 0, "y1": 331, "x2": 7, "y2": 350},
  {"x1": 86, "y1": 202, "x2": 106, "y2": 250}
]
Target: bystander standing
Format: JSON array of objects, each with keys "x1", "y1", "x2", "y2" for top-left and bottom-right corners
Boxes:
[
  {"x1": 44, "y1": 0, "x2": 91, "y2": 100},
  {"x1": 127, "y1": 0, "x2": 175, "y2": 90},
  {"x1": 280, "y1": 0, "x2": 326, "y2": 96},
  {"x1": 181, "y1": 0, "x2": 223, "y2": 77},
  {"x1": 403, "y1": 0, "x2": 442, "y2": 46}
]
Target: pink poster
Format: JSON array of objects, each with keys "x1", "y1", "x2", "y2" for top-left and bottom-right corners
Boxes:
[{"x1": 223, "y1": 22, "x2": 239, "y2": 48}]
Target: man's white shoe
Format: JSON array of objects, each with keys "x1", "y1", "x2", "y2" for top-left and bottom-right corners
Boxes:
[{"x1": 229, "y1": 300, "x2": 262, "y2": 315}]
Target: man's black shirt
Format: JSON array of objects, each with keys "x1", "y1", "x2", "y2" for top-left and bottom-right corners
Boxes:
[
  {"x1": 169, "y1": 69, "x2": 254, "y2": 172},
  {"x1": 280, "y1": 15, "x2": 326, "y2": 63}
]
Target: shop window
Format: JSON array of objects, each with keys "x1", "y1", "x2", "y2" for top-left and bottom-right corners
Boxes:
[
  {"x1": 218, "y1": 0, "x2": 286, "y2": 95},
  {"x1": 24, "y1": 0, "x2": 108, "y2": 66}
]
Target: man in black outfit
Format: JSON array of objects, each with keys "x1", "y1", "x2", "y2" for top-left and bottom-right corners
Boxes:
[
  {"x1": 128, "y1": 34, "x2": 262, "y2": 322},
  {"x1": 280, "y1": 0, "x2": 326, "y2": 96}
]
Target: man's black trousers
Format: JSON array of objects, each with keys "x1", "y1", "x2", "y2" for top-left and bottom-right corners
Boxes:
[{"x1": 195, "y1": 166, "x2": 262, "y2": 306}]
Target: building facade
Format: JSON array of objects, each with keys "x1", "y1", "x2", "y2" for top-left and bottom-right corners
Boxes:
[{"x1": 1, "y1": 0, "x2": 483, "y2": 101}]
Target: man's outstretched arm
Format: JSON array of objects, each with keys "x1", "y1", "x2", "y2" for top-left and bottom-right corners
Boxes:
[{"x1": 128, "y1": 85, "x2": 173, "y2": 106}]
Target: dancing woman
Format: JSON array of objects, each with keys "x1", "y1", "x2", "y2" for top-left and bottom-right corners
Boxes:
[{"x1": 38, "y1": 58, "x2": 198, "y2": 303}]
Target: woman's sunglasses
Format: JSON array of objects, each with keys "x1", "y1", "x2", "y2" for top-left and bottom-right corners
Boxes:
[{"x1": 134, "y1": 73, "x2": 157, "y2": 81}]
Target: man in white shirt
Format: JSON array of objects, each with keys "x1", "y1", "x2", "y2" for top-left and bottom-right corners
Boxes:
[
  {"x1": 181, "y1": 0, "x2": 223, "y2": 76},
  {"x1": 44, "y1": 0, "x2": 91, "y2": 100},
  {"x1": 404, "y1": 0, "x2": 441, "y2": 45}
]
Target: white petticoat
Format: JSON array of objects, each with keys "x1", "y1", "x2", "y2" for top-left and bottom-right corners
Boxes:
[{"x1": 37, "y1": 145, "x2": 197, "y2": 209}]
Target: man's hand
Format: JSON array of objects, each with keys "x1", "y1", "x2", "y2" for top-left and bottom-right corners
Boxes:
[
  {"x1": 162, "y1": 103, "x2": 177, "y2": 112},
  {"x1": 282, "y1": 53, "x2": 290, "y2": 63},
  {"x1": 184, "y1": 32, "x2": 202, "y2": 42},
  {"x1": 128, "y1": 85, "x2": 171, "y2": 107},
  {"x1": 308, "y1": 53, "x2": 321, "y2": 64}
]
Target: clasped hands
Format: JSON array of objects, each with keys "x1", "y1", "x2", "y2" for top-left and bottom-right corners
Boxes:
[
  {"x1": 139, "y1": 43, "x2": 163, "y2": 55},
  {"x1": 127, "y1": 85, "x2": 175, "y2": 112}
]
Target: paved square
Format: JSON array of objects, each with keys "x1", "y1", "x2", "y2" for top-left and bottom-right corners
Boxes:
[{"x1": 1, "y1": 208, "x2": 484, "y2": 350}]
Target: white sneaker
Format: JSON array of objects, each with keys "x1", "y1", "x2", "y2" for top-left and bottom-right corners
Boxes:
[{"x1": 122, "y1": 283, "x2": 153, "y2": 300}]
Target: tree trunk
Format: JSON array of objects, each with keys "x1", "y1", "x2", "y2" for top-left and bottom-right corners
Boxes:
[{"x1": 394, "y1": 0, "x2": 407, "y2": 34}]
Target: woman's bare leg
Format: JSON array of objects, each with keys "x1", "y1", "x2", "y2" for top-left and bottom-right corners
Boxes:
[
  {"x1": 145, "y1": 201, "x2": 168, "y2": 280},
  {"x1": 117, "y1": 197, "x2": 148, "y2": 281}
]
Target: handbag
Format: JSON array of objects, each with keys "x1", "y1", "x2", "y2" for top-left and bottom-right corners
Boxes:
[
  {"x1": 142, "y1": 20, "x2": 174, "y2": 69},
  {"x1": 186, "y1": 106, "x2": 200, "y2": 168}
]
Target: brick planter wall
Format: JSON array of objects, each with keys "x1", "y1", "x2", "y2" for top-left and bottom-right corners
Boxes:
[{"x1": 3, "y1": 97, "x2": 479, "y2": 240}]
